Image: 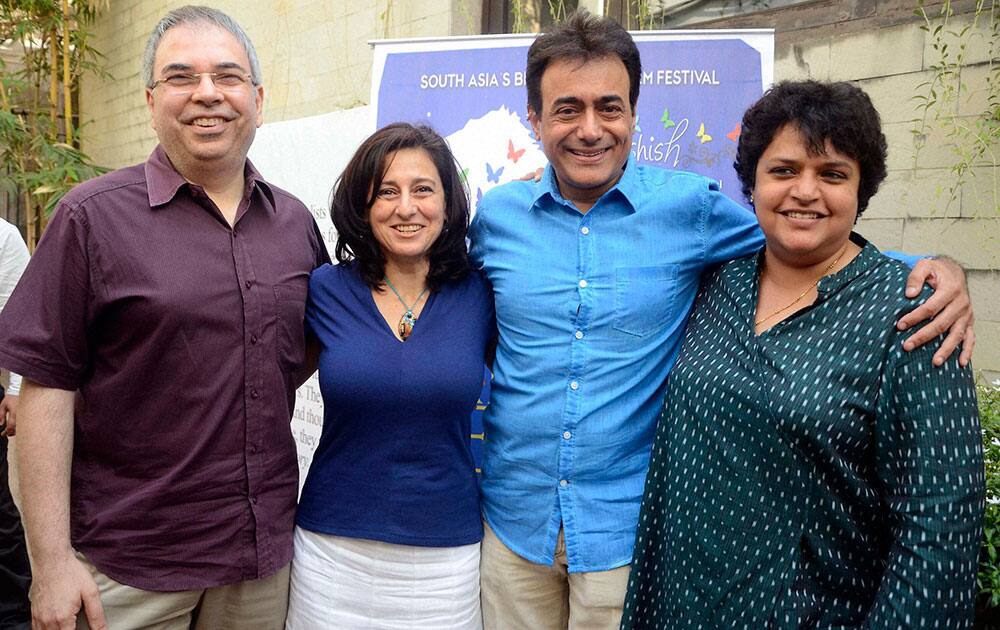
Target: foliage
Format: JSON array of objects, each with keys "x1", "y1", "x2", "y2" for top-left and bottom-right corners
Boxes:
[
  {"x1": 978, "y1": 383, "x2": 1000, "y2": 623},
  {"x1": 0, "y1": 0, "x2": 109, "y2": 249},
  {"x1": 508, "y1": 0, "x2": 574, "y2": 33},
  {"x1": 913, "y1": 0, "x2": 999, "y2": 216}
]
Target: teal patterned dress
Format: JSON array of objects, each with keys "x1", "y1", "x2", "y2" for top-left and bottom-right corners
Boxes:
[{"x1": 621, "y1": 236, "x2": 984, "y2": 629}]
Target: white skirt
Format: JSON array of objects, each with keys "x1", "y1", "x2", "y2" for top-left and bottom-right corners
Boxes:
[{"x1": 285, "y1": 526, "x2": 482, "y2": 629}]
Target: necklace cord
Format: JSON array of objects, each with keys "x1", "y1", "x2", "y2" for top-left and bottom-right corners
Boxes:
[
  {"x1": 383, "y1": 275, "x2": 428, "y2": 340},
  {"x1": 754, "y1": 242, "x2": 850, "y2": 327}
]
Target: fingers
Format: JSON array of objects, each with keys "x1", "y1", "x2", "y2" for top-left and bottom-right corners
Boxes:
[
  {"x1": 931, "y1": 318, "x2": 965, "y2": 367},
  {"x1": 516, "y1": 167, "x2": 544, "y2": 182},
  {"x1": 81, "y1": 582, "x2": 108, "y2": 630},
  {"x1": 897, "y1": 291, "x2": 946, "y2": 335},
  {"x1": 904, "y1": 258, "x2": 934, "y2": 298},
  {"x1": 3, "y1": 406, "x2": 15, "y2": 438},
  {"x1": 30, "y1": 558, "x2": 107, "y2": 630},
  {"x1": 900, "y1": 294, "x2": 965, "y2": 351},
  {"x1": 958, "y1": 318, "x2": 976, "y2": 367}
]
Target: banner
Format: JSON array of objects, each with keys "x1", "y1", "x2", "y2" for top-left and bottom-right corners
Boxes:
[{"x1": 372, "y1": 30, "x2": 774, "y2": 207}]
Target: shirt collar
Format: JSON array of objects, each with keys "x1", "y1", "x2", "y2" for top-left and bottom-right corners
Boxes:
[
  {"x1": 816, "y1": 232, "x2": 884, "y2": 295},
  {"x1": 529, "y1": 153, "x2": 640, "y2": 214},
  {"x1": 749, "y1": 232, "x2": 885, "y2": 298},
  {"x1": 144, "y1": 145, "x2": 276, "y2": 213}
]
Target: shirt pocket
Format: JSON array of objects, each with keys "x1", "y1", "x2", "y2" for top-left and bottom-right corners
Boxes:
[
  {"x1": 613, "y1": 265, "x2": 679, "y2": 337},
  {"x1": 273, "y1": 281, "x2": 307, "y2": 371}
]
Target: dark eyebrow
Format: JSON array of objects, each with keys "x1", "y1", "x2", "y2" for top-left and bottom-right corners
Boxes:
[
  {"x1": 820, "y1": 160, "x2": 854, "y2": 170},
  {"x1": 160, "y1": 63, "x2": 194, "y2": 74},
  {"x1": 159, "y1": 61, "x2": 249, "y2": 74},
  {"x1": 551, "y1": 96, "x2": 583, "y2": 110},
  {"x1": 767, "y1": 157, "x2": 855, "y2": 172},
  {"x1": 550, "y1": 94, "x2": 624, "y2": 110},
  {"x1": 381, "y1": 177, "x2": 438, "y2": 187},
  {"x1": 596, "y1": 95, "x2": 625, "y2": 105},
  {"x1": 214, "y1": 61, "x2": 249, "y2": 73}
]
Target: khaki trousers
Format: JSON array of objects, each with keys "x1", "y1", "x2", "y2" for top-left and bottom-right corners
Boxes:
[
  {"x1": 75, "y1": 553, "x2": 290, "y2": 630},
  {"x1": 480, "y1": 522, "x2": 630, "y2": 630}
]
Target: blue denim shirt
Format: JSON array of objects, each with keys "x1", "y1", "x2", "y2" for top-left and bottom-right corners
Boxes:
[{"x1": 469, "y1": 157, "x2": 764, "y2": 572}]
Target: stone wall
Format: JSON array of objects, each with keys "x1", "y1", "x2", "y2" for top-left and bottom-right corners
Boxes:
[
  {"x1": 78, "y1": 0, "x2": 481, "y2": 169},
  {"x1": 694, "y1": 0, "x2": 998, "y2": 380}
]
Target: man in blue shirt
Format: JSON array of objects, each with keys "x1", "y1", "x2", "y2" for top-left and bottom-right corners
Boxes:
[{"x1": 469, "y1": 10, "x2": 975, "y2": 630}]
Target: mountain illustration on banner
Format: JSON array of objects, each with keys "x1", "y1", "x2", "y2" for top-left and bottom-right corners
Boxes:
[{"x1": 445, "y1": 105, "x2": 548, "y2": 212}]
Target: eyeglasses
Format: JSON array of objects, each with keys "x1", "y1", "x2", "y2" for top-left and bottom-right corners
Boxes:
[{"x1": 150, "y1": 71, "x2": 255, "y2": 92}]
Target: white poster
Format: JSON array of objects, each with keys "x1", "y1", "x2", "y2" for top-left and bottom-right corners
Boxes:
[{"x1": 248, "y1": 105, "x2": 373, "y2": 488}]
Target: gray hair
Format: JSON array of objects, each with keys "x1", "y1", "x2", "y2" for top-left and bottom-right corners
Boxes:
[{"x1": 142, "y1": 5, "x2": 262, "y2": 89}]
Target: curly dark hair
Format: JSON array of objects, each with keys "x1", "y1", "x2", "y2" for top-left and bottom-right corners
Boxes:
[
  {"x1": 526, "y1": 9, "x2": 642, "y2": 116},
  {"x1": 733, "y1": 80, "x2": 888, "y2": 216},
  {"x1": 331, "y1": 123, "x2": 471, "y2": 291}
]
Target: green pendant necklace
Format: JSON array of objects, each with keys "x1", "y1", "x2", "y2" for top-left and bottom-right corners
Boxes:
[{"x1": 383, "y1": 276, "x2": 428, "y2": 341}]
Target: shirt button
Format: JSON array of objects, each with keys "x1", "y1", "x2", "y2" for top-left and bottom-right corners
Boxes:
[
  {"x1": 250, "y1": 335, "x2": 258, "y2": 345},
  {"x1": 578, "y1": 279, "x2": 588, "y2": 288},
  {"x1": 580, "y1": 226, "x2": 590, "y2": 235},
  {"x1": 250, "y1": 388, "x2": 259, "y2": 399},
  {"x1": 574, "y1": 330, "x2": 584, "y2": 340},
  {"x1": 245, "y1": 280, "x2": 252, "y2": 289},
  {"x1": 559, "y1": 479, "x2": 568, "y2": 487},
  {"x1": 570, "y1": 380, "x2": 579, "y2": 390},
  {"x1": 249, "y1": 444, "x2": 257, "y2": 454},
  {"x1": 563, "y1": 431, "x2": 572, "y2": 440},
  {"x1": 250, "y1": 496, "x2": 257, "y2": 505}
]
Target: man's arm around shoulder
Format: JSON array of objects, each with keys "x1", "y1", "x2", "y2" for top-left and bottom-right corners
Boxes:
[{"x1": 17, "y1": 379, "x2": 106, "y2": 630}]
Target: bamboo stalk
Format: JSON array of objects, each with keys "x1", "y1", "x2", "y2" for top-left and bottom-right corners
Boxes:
[
  {"x1": 61, "y1": 0, "x2": 73, "y2": 144},
  {"x1": 49, "y1": 29, "x2": 58, "y2": 139},
  {"x1": 24, "y1": 191, "x2": 35, "y2": 251},
  {"x1": 0, "y1": 74, "x2": 11, "y2": 111}
]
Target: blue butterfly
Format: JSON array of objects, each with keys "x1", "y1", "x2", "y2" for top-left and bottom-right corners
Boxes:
[
  {"x1": 476, "y1": 187, "x2": 483, "y2": 204},
  {"x1": 485, "y1": 162, "x2": 504, "y2": 184}
]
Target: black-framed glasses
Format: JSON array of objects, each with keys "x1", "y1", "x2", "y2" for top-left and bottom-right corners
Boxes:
[{"x1": 150, "y1": 71, "x2": 255, "y2": 92}]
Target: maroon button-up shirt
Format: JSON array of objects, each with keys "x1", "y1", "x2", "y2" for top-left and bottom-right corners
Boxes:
[{"x1": 0, "y1": 146, "x2": 329, "y2": 590}]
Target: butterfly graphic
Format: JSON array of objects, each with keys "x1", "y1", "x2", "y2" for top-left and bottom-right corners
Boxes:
[
  {"x1": 476, "y1": 187, "x2": 483, "y2": 205},
  {"x1": 696, "y1": 123, "x2": 712, "y2": 144},
  {"x1": 459, "y1": 167, "x2": 470, "y2": 184},
  {"x1": 485, "y1": 162, "x2": 504, "y2": 184},
  {"x1": 660, "y1": 108, "x2": 676, "y2": 130},
  {"x1": 507, "y1": 139, "x2": 526, "y2": 163},
  {"x1": 633, "y1": 115, "x2": 641, "y2": 134},
  {"x1": 726, "y1": 123, "x2": 741, "y2": 143}
]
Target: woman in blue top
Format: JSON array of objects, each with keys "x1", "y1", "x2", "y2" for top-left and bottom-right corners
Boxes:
[{"x1": 285, "y1": 123, "x2": 495, "y2": 629}]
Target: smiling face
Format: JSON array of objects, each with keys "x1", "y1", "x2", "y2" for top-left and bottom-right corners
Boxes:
[
  {"x1": 368, "y1": 148, "x2": 446, "y2": 269},
  {"x1": 145, "y1": 23, "x2": 263, "y2": 179},
  {"x1": 529, "y1": 55, "x2": 635, "y2": 212},
  {"x1": 753, "y1": 124, "x2": 861, "y2": 267}
]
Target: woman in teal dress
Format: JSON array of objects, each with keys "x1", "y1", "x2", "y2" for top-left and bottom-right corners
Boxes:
[{"x1": 621, "y1": 81, "x2": 984, "y2": 628}]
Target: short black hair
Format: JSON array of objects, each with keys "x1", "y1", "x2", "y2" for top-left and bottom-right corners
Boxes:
[
  {"x1": 734, "y1": 80, "x2": 888, "y2": 216},
  {"x1": 331, "y1": 123, "x2": 471, "y2": 291},
  {"x1": 526, "y1": 9, "x2": 642, "y2": 116}
]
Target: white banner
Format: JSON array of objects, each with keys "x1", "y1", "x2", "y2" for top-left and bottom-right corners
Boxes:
[{"x1": 248, "y1": 105, "x2": 373, "y2": 489}]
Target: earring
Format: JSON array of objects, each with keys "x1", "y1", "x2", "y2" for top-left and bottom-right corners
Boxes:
[{"x1": 749, "y1": 193, "x2": 754, "y2": 205}]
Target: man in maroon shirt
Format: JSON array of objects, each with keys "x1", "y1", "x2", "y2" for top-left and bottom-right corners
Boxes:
[{"x1": 0, "y1": 6, "x2": 328, "y2": 629}]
